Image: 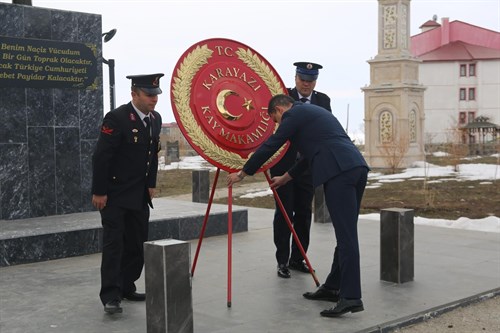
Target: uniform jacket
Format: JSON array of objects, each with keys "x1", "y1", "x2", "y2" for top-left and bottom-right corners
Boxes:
[
  {"x1": 244, "y1": 102, "x2": 368, "y2": 187},
  {"x1": 92, "y1": 102, "x2": 162, "y2": 210},
  {"x1": 270, "y1": 88, "x2": 332, "y2": 175},
  {"x1": 287, "y1": 87, "x2": 332, "y2": 112}
]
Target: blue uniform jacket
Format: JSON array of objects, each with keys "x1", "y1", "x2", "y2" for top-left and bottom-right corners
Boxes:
[{"x1": 243, "y1": 102, "x2": 368, "y2": 187}]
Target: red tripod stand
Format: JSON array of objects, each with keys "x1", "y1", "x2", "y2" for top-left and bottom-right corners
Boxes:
[{"x1": 190, "y1": 168, "x2": 320, "y2": 307}]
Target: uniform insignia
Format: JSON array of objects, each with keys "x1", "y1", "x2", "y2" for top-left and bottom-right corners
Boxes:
[
  {"x1": 129, "y1": 113, "x2": 136, "y2": 121},
  {"x1": 132, "y1": 128, "x2": 138, "y2": 133},
  {"x1": 101, "y1": 126, "x2": 114, "y2": 135},
  {"x1": 134, "y1": 136, "x2": 138, "y2": 143}
]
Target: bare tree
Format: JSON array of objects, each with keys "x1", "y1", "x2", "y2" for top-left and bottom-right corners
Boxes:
[
  {"x1": 380, "y1": 134, "x2": 410, "y2": 174},
  {"x1": 444, "y1": 127, "x2": 468, "y2": 172}
]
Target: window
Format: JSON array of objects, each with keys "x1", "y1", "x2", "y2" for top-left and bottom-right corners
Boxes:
[
  {"x1": 459, "y1": 88, "x2": 466, "y2": 100},
  {"x1": 459, "y1": 112, "x2": 466, "y2": 124},
  {"x1": 468, "y1": 112, "x2": 475, "y2": 123},
  {"x1": 469, "y1": 64, "x2": 476, "y2": 76},
  {"x1": 460, "y1": 64, "x2": 467, "y2": 77},
  {"x1": 468, "y1": 88, "x2": 476, "y2": 100}
]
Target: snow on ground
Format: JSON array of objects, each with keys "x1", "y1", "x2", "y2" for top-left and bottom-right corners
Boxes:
[{"x1": 158, "y1": 155, "x2": 499, "y2": 233}]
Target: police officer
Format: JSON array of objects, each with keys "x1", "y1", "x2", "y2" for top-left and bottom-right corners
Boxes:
[
  {"x1": 271, "y1": 62, "x2": 332, "y2": 278},
  {"x1": 91, "y1": 73, "x2": 163, "y2": 314}
]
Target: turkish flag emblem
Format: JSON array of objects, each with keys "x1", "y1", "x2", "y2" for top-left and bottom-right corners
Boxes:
[{"x1": 101, "y1": 125, "x2": 114, "y2": 135}]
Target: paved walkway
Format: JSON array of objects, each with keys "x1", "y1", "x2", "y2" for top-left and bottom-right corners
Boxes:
[{"x1": 1, "y1": 199, "x2": 499, "y2": 333}]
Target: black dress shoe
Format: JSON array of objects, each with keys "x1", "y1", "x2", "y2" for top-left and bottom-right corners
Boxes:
[
  {"x1": 123, "y1": 291, "x2": 146, "y2": 301},
  {"x1": 303, "y1": 285, "x2": 339, "y2": 302},
  {"x1": 288, "y1": 260, "x2": 310, "y2": 273},
  {"x1": 104, "y1": 299, "x2": 122, "y2": 314},
  {"x1": 277, "y1": 264, "x2": 291, "y2": 278},
  {"x1": 320, "y1": 298, "x2": 364, "y2": 317}
]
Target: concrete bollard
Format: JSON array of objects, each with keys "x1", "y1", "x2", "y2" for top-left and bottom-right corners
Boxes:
[
  {"x1": 144, "y1": 239, "x2": 193, "y2": 333},
  {"x1": 314, "y1": 187, "x2": 331, "y2": 223},
  {"x1": 380, "y1": 208, "x2": 414, "y2": 283},
  {"x1": 192, "y1": 169, "x2": 209, "y2": 203}
]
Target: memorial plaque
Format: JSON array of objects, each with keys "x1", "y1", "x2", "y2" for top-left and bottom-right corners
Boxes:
[
  {"x1": 0, "y1": 36, "x2": 97, "y2": 89},
  {"x1": 170, "y1": 38, "x2": 288, "y2": 172}
]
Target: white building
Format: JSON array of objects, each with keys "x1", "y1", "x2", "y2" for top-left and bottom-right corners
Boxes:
[{"x1": 411, "y1": 17, "x2": 500, "y2": 144}]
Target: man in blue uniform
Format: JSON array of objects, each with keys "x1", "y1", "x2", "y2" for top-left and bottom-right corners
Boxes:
[
  {"x1": 92, "y1": 73, "x2": 163, "y2": 314},
  {"x1": 270, "y1": 62, "x2": 331, "y2": 279},
  {"x1": 227, "y1": 94, "x2": 369, "y2": 317}
]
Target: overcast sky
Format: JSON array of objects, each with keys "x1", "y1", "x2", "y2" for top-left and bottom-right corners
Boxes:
[{"x1": 3, "y1": 0, "x2": 500, "y2": 142}]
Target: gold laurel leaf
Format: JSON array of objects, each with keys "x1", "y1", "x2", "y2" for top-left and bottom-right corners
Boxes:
[{"x1": 171, "y1": 43, "x2": 287, "y2": 170}]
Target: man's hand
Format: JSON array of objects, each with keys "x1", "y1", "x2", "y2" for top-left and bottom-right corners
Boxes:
[
  {"x1": 227, "y1": 170, "x2": 246, "y2": 187},
  {"x1": 270, "y1": 172, "x2": 292, "y2": 189},
  {"x1": 148, "y1": 188, "x2": 156, "y2": 199},
  {"x1": 92, "y1": 194, "x2": 107, "y2": 210}
]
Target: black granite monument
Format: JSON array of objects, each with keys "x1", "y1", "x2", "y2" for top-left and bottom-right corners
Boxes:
[{"x1": 0, "y1": 3, "x2": 103, "y2": 220}]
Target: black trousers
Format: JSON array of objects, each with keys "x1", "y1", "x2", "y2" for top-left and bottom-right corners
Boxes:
[
  {"x1": 99, "y1": 205, "x2": 149, "y2": 305},
  {"x1": 323, "y1": 166, "x2": 368, "y2": 299},
  {"x1": 271, "y1": 171, "x2": 314, "y2": 266}
]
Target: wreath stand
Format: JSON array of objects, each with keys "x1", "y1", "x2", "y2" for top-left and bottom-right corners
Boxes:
[{"x1": 190, "y1": 168, "x2": 320, "y2": 307}]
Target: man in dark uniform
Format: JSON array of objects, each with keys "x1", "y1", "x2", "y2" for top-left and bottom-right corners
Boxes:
[
  {"x1": 91, "y1": 73, "x2": 163, "y2": 314},
  {"x1": 227, "y1": 94, "x2": 369, "y2": 318},
  {"x1": 270, "y1": 62, "x2": 332, "y2": 279}
]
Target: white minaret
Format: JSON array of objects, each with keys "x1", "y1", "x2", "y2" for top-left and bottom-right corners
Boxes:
[{"x1": 362, "y1": 0, "x2": 426, "y2": 169}]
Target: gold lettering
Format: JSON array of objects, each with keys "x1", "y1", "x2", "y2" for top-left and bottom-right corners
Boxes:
[
  {"x1": 214, "y1": 45, "x2": 223, "y2": 55},
  {"x1": 1, "y1": 43, "x2": 25, "y2": 51},
  {"x1": 251, "y1": 127, "x2": 265, "y2": 140},
  {"x1": 205, "y1": 115, "x2": 214, "y2": 125},
  {"x1": 247, "y1": 78, "x2": 262, "y2": 91},
  {"x1": 202, "y1": 81, "x2": 212, "y2": 90},
  {"x1": 26, "y1": 45, "x2": 47, "y2": 54},
  {"x1": 215, "y1": 68, "x2": 224, "y2": 78},
  {"x1": 48, "y1": 47, "x2": 80, "y2": 56},
  {"x1": 2, "y1": 52, "x2": 14, "y2": 60},
  {"x1": 16, "y1": 54, "x2": 32, "y2": 61},
  {"x1": 239, "y1": 72, "x2": 247, "y2": 82},
  {"x1": 229, "y1": 133, "x2": 237, "y2": 143},
  {"x1": 214, "y1": 46, "x2": 233, "y2": 57},
  {"x1": 245, "y1": 134, "x2": 255, "y2": 144},
  {"x1": 211, "y1": 120, "x2": 221, "y2": 131},
  {"x1": 219, "y1": 127, "x2": 231, "y2": 140},
  {"x1": 225, "y1": 67, "x2": 234, "y2": 77},
  {"x1": 257, "y1": 125, "x2": 267, "y2": 132},
  {"x1": 202, "y1": 74, "x2": 218, "y2": 90},
  {"x1": 201, "y1": 106, "x2": 211, "y2": 114},
  {"x1": 0, "y1": 72, "x2": 15, "y2": 79},
  {"x1": 261, "y1": 111, "x2": 270, "y2": 121}
]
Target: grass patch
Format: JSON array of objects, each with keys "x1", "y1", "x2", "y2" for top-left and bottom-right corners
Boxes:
[{"x1": 156, "y1": 157, "x2": 499, "y2": 220}]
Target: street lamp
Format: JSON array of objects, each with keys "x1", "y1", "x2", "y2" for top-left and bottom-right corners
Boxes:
[{"x1": 102, "y1": 29, "x2": 117, "y2": 111}]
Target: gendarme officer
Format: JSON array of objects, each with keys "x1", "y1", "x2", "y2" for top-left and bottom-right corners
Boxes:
[{"x1": 91, "y1": 73, "x2": 163, "y2": 314}]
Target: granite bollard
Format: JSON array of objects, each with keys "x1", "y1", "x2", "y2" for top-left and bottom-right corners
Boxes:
[
  {"x1": 192, "y1": 169, "x2": 209, "y2": 203},
  {"x1": 313, "y1": 187, "x2": 331, "y2": 223},
  {"x1": 144, "y1": 239, "x2": 193, "y2": 333},
  {"x1": 380, "y1": 208, "x2": 414, "y2": 283}
]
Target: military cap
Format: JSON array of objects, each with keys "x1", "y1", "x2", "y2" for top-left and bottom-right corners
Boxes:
[
  {"x1": 126, "y1": 73, "x2": 164, "y2": 95},
  {"x1": 294, "y1": 62, "x2": 323, "y2": 81}
]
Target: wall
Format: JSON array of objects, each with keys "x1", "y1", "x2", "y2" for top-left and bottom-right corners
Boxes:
[{"x1": 0, "y1": 3, "x2": 103, "y2": 219}]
